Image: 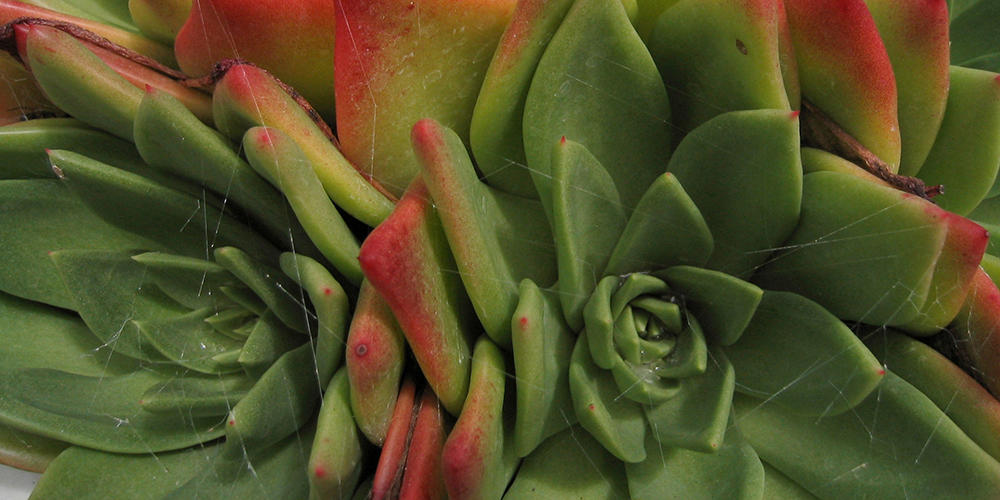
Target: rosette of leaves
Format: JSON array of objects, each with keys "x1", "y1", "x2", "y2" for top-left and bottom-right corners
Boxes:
[
  {"x1": 0, "y1": 7, "x2": 371, "y2": 497},
  {"x1": 358, "y1": 0, "x2": 1000, "y2": 497}
]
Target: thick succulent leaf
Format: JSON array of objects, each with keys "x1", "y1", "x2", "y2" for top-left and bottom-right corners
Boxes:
[
  {"x1": 129, "y1": 0, "x2": 189, "y2": 44},
  {"x1": 397, "y1": 389, "x2": 448, "y2": 500},
  {"x1": 523, "y1": 0, "x2": 671, "y2": 211},
  {"x1": 626, "y1": 423, "x2": 764, "y2": 500},
  {"x1": 18, "y1": 0, "x2": 135, "y2": 31},
  {"x1": 244, "y1": 128, "x2": 363, "y2": 283},
  {"x1": 864, "y1": 0, "x2": 951, "y2": 176},
  {"x1": 16, "y1": 23, "x2": 141, "y2": 141},
  {"x1": 665, "y1": 109, "x2": 801, "y2": 278},
  {"x1": 164, "y1": 424, "x2": 313, "y2": 500},
  {"x1": 129, "y1": 252, "x2": 237, "y2": 311},
  {"x1": 511, "y1": 279, "x2": 576, "y2": 457},
  {"x1": 237, "y1": 312, "x2": 303, "y2": 378},
  {"x1": 762, "y1": 462, "x2": 817, "y2": 499},
  {"x1": 725, "y1": 291, "x2": 884, "y2": 416},
  {"x1": 950, "y1": 0, "x2": 1000, "y2": 72},
  {"x1": 370, "y1": 379, "x2": 416, "y2": 500},
  {"x1": 0, "y1": 179, "x2": 165, "y2": 309},
  {"x1": 136, "y1": 307, "x2": 246, "y2": 374},
  {"x1": 0, "y1": 295, "x2": 202, "y2": 454},
  {"x1": 552, "y1": 139, "x2": 627, "y2": 330},
  {"x1": 218, "y1": 344, "x2": 320, "y2": 466},
  {"x1": 139, "y1": 376, "x2": 253, "y2": 418},
  {"x1": 211, "y1": 64, "x2": 394, "y2": 227},
  {"x1": 345, "y1": 282, "x2": 405, "y2": 446},
  {"x1": 333, "y1": 0, "x2": 515, "y2": 197},
  {"x1": 50, "y1": 249, "x2": 190, "y2": 362},
  {"x1": 442, "y1": 337, "x2": 510, "y2": 500},
  {"x1": 754, "y1": 170, "x2": 985, "y2": 330},
  {"x1": 783, "y1": 0, "x2": 901, "y2": 170},
  {"x1": 49, "y1": 149, "x2": 280, "y2": 263},
  {"x1": 733, "y1": 372, "x2": 1000, "y2": 498},
  {"x1": 31, "y1": 444, "x2": 218, "y2": 500},
  {"x1": 644, "y1": 346, "x2": 734, "y2": 452},
  {"x1": 950, "y1": 269, "x2": 1000, "y2": 397},
  {"x1": 605, "y1": 172, "x2": 713, "y2": 276},
  {"x1": 412, "y1": 119, "x2": 556, "y2": 346},
  {"x1": 0, "y1": 0, "x2": 174, "y2": 65},
  {"x1": 0, "y1": 118, "x2": 146, "y2": 181},
  {"x1": 0, "y1": 425, "x2": 67, "y2": 473},
  {"x1": 280, "y1": 253, "x2": 350, "y2": 386},
  {"x1": 648, "y1": 0, "x2": 795, "y2": 136},
  {"x1": 657, "y1": 266, "x2": 762, "y2": 346},
  {"x1": 358, "y1": 180, "x2": 473, "y2": 416},
  {"x1": 214, "y1": 246, "x2": 307, "y2": 334},
  {"x1": 0, "y1": 366, "x2": 226, "y2": 453},
  {"x1": 865, "y1": 328, "x2": 1000, "y2": 461},
  {"x1": 470, "y1": 0, "x2": 576, "y2": 196},
  {"x1": 133, "y1": 88, "x2": 313, "y2": 253},
  {"x1": 916, "y1": 66, "x2": 1000, "y2": 212},
  {"x1": 308, "y1": 369, "x2": 363, "y2": 500},
  {"x1": 503, "y1": 426, "x2": 629, "y2": 499},
  {"x1": 569, "y1": 333, "x2": 647, "y2": 463}
]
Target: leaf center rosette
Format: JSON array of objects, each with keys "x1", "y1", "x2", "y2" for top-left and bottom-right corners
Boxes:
[{"x1": 583, "y1": 273, "x2": 703, "y2": 406}]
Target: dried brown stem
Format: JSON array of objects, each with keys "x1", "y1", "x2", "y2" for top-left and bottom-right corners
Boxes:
[{"x1": 799, "y1": 99, "x2": 941, "y2": 200}]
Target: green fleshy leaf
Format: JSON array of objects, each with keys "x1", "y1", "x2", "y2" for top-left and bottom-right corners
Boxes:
[
  {"x1": 50, "y1": 249, "x2": 184, "y2": 361},
  {"x1": 552, "y1": 139, "x2": 627, "y2": 330},
  {"x1": 165, "y1": 423, "x2": 313, "y2": 500},
  {"x1": 650, "y1": 314, "x2": 707, "y2": 379},
  {"x1": 0, "y1": 424, "x2": 69, "y2": 473},
  {"x1": 511, "y1": 280, "x2": 576, "y2": 457},
  {"x1": 658, "y1": 266, "x2": 762, "y2": 346},
  {"x1": 762, "y1": 462, "x2": 818, "y2": 500},
  {"x1": 139, "y1": 375, "x2": 253, "y2": 418},
  {"x1": 130, "y1": 252, "x2": 237, "y2": 310},
  {"x1": 725, "y1": 291, "x2": 884, "y2": 416},
  {"x1": 523, "y1": 0, "x2": 671, "y2": 212},
  {"x1": 214, "y1": 247, "x2": 307, "y2": 334},
  {"x1": 470, "y1": 0, "x2": 576, "y2": 196},
  {"x1": 605, "y1": 172, "x2": 713, "y2": 275},
  {"x1": 503, "y1": 425, "x2": 629, "y2": 499},
  {"x1": 242, "y1": 127, "x2": 361, "y2": 282},
  {"x1": 0, "y1": 179, "x2": 166, "y2": 309},
  {"x1": 865, "y1": 328, "x2": 1000, "y2": 462},
  {"x1": 626, "y1": 423, "x2": 764, "y2": 500},
  {"x1": 237, "y1": 312, "x2": 303, "y2": 378},
  {"x1": 413, "y1": 119, "x2": 555, "y2": 347},
  {"x1": 136, "y1": 307, "x2": 245, "y2": 374},
  {"x1": 569, "y1": 333, "x2": 647, "y2": 463},
  {"x1": 309, "y1": 369, "x2": 363, "y2": 500},
  {"x1": 48, "y1": 149, "x2": 280, "y2": 263},
  {"x1": 32, "y1": 444, "x2": 218, "y2": 500},
  {"x1": 280, "y1": 253, "x2": 350, "y2": 386},
  {"x1": 753, "y1": 171, "x2": 948, "y2": 327},
  {"x1": 666, "y1": 109, "x2": 801, "y2": 278},
  {"x1": 644, "y1": 346, "x2": 733, "y2": 452},
  {"x1": 0, "y1": 367, "x2": 225, "y2": 453},
  {"x1": 648, "y1": 0, "x2": 794, "y2": 136},
  {"x1": 219, "y1": 344, "x2": 320, "y2": 464},
  {"x1": 734, "y1": 373, "x2": 1000, "y2": 498},
  {"x1": 916, "y1": 65, "x2": 1000, "y2": 213},
  {"x1": 134, "y1": 88, "x2": 312, "y2": 253},
  {"x1": 585, "y1": 275, "x2": 626, "y2": 370},
  {"x1": 950, "y1": 0, "x2": 1000, "y2": 72}
]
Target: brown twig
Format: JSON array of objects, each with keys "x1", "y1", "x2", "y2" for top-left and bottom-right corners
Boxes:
[{"x1": 799, "y1": 99, "x2": 941, "y2": 200}]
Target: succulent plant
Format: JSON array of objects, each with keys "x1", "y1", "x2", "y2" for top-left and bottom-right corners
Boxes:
[{"x1": 1, "y1": 0, "x2": 1000, "y2": 499}]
